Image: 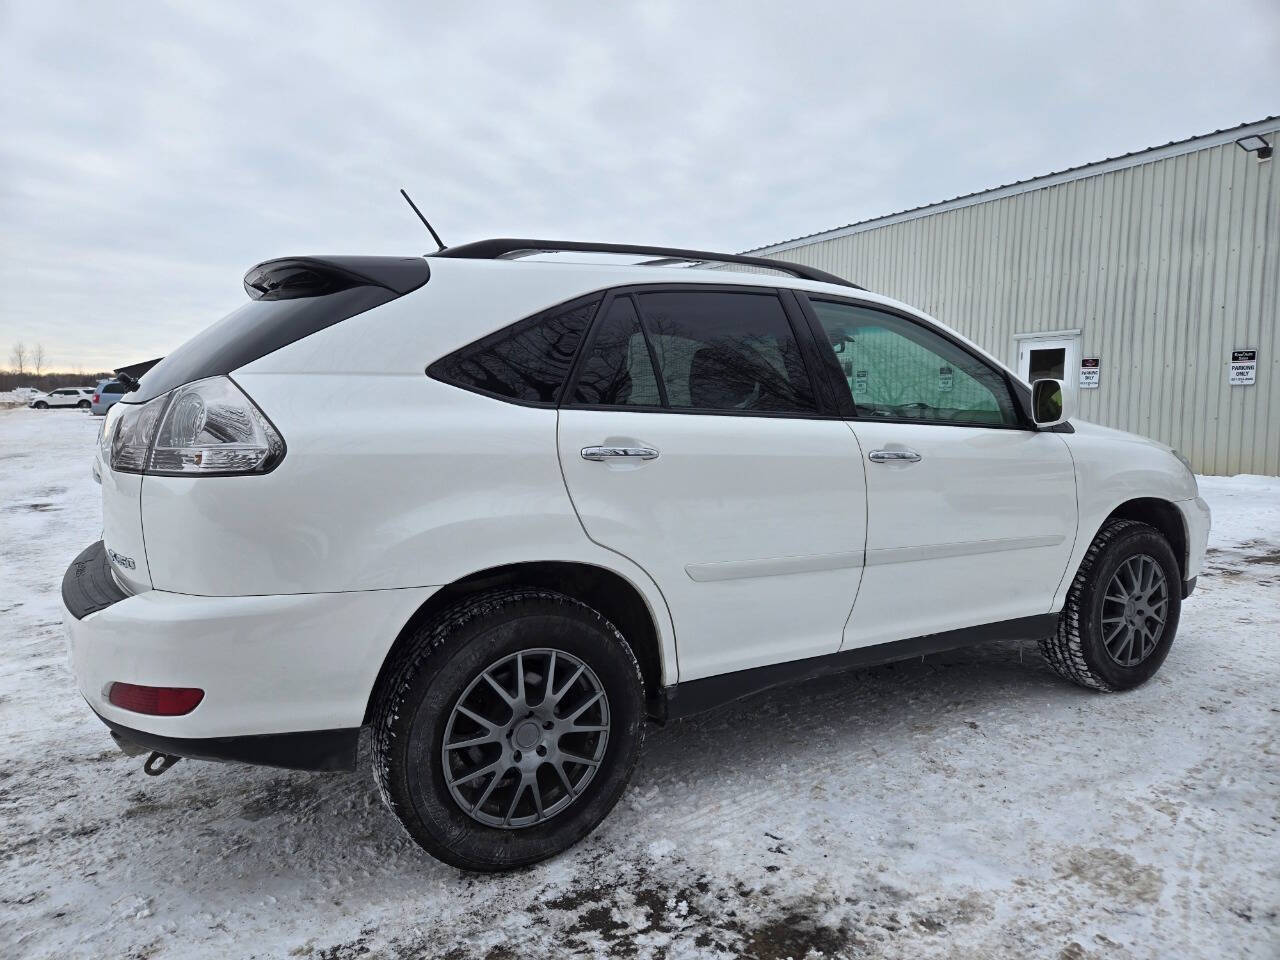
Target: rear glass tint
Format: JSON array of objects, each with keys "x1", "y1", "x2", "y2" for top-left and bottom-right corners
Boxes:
[
  {"x1": 429, "y1": 295, "x2": 603, "y2": 405},
  {"x1": 571, "y1": 296, "x2": 661, "y2": 406},
  {"x1": 636, "y1": 290, "x2": 816, "y2": 414},
  {"x1": 128, "y1": 286, "x2": 397, "y2": 403}
]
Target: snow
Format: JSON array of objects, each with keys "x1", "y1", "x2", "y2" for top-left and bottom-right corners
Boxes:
[{"x1": 1, "y1": 406, "x2": 1277, "y2": 959}]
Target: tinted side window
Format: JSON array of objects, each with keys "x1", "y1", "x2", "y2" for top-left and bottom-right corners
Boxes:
[
  {"x1": 571, "y1": 296, "x2": 661, "y2": 406},
  {"x1": 634, "y1": 290, "x2": 816, "y2": 414},
  {"x1": 104, "y1": 383, "x2": 126, "y2": 394},
  {"x1": 430, "y1": 295, "x2": 602, "y2": 405},
  {"x1": 809, "y1": 299, "x2": 1020, "y2": 427}
]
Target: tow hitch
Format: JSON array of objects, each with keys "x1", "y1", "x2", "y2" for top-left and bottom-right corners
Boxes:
[{"x1": 143, "y1": 751, "x2": 181, "y2": 776}]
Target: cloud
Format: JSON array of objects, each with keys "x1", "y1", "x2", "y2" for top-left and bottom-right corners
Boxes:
[{"x1": 2, "y1": 0, "x2": 1277, "y2": 370}]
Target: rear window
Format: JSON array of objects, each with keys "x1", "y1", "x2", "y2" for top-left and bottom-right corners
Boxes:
[
  {"x1": 128, "y1": 287, "x2": 397, "y2": 403},
  {"x1": 567, "y1": 289, "x2": 817, "y2": 415},
  {"x1": 429, "y1": 295, "x2": 603, "y2": 405}
]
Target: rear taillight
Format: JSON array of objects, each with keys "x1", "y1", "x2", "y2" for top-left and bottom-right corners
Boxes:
[
  {"x1": 107, "y1": 376, "x2": 284, "y2": 476},
  {"x1": 92, "y1": 393, "x2": 100, "y2": 403},
  {"x1": 108, "y1": 682, "x2": 204, "y2": 716}
]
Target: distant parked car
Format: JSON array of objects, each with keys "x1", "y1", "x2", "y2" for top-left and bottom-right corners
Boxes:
[
  {"x1": 30, "y1": 388, "x2": 93, "y2": 410},
  {"x1": 91, "y1": 380, "x2": 128, "y2": 416}
]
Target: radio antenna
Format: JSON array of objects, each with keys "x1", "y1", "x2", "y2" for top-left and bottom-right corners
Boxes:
[{"x1": 399, "y1": 188, "x2": 446, "y2": 252}]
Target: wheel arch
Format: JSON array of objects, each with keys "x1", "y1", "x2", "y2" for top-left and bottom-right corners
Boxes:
[
  {"x1": 1101, "y1": 497, "x2": 1188, "y2": 580},
  {"x1": 364, "y1": 560, "x2": 672, "y2": 724}
]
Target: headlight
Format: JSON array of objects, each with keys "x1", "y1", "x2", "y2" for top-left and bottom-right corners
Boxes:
[{"x1": 108, "y1": 377, "x2": 284, "y2": 476}]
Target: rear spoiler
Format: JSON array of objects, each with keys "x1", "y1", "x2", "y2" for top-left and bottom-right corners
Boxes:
[
  {"x1": 114, "y1": 358, "x2": 164, "y2": 381},
  {"x1": 243, "y1": 256, "x2": 430, "y2": 301}
]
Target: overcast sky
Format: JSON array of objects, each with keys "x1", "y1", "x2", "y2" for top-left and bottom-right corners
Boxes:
[{"x1": 2, "y1": 1, "x2": 1277, "y2": 373}]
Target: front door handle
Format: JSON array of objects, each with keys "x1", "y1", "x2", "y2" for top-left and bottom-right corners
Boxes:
[
  {"x1": 868, "y1": 448, "x2": 921, "y2": 464},
  {"x1": 581, "y1": 445, "x2": 660, "y2": 462}
]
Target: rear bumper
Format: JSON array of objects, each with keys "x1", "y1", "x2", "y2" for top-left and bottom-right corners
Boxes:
[
  {"x1": 99, "y1": 711, "x2": 359, "y2": 771},
  {"x1": 63, "y1": 541, "x2": 435, "y2": 760}
]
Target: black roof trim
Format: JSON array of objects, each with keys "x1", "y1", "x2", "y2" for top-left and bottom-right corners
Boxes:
[{"x1": 431, "y1": 238, "x2": 862, "y2": 290}]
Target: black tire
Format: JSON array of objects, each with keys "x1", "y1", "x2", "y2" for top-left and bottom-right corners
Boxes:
[
  {"x1": 1040, "y1": 519, "x2": 1182, "y2": 691},
  {"x1": 371, "y1": 587, "x2": 645, "y2": 871},
  {"x1": 33, "y1": 401, "x2": 48, "y2": 409},
  {"x1": 77, "y1": 399, "x2": 91, "y2": 408}
]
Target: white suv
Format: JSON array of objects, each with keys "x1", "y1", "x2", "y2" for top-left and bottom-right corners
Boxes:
[{"x1": 63, "y1": 240, "x2": 1211, "y2": 871}]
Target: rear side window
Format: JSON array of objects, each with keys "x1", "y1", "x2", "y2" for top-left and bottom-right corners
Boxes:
[
  {"x1": 571, "y1": 296, "x2": 661, "y2": 406},
  {"x1": 103, "y1": 383, "x2": 125, "y2": 394},
  {"x1": 430, "y1": 295, "x2": 603, "y2": 405},
  {"x1": 569, "y1": 289, "x2": 817, "y2": 415}
]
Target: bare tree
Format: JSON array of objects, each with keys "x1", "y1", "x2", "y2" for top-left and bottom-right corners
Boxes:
[
  {"x1": 9, "y1": 341, "x2": 27, "y2": 376},
  {"x1": 32, "y1": 343, "x2": 46, "y2": 377}
]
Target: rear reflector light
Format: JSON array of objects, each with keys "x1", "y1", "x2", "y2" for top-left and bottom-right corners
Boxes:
[{"x1": 108, "y1": 682, "x2": 204, "y2": 716}]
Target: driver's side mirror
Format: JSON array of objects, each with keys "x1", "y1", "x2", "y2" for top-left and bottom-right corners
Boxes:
[{"x1": 1031, "y1": 378, "x2": 1072, "y2": 427}]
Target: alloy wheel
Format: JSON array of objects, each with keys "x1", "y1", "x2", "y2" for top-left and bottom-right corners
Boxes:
[
  {"x1": 441, "y1": 648, "x2": 610, "y2": 829},
  {"x1": 1100, "y1": 554, "x2": 1168, "y2": 667}
]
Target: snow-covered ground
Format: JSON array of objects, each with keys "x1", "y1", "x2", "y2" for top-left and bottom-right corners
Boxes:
[{"x1": 1, "y1": 407, "x2": 1276, "y2": 960}]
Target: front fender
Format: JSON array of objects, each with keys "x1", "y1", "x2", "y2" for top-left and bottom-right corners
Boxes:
[{"x1": 1052, "y1": 421, "x2": 1200, "y2": 608}]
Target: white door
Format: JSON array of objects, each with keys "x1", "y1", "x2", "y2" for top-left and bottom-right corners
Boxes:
[
  {"x1": 1017, "y1": 332, "x2": 1081, "y2": 406},
  {"x1": 557, "y1": 288, "x2": 867, "y2": 682},
  {"x1": 803, "y1": 298, "x2": 1078, "y2": 648}
]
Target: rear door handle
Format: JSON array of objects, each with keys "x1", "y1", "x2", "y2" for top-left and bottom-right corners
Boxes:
[
  {"x1": 868, "y1": 448, "x2": 921, "y2": 463},
  {"x1": 581, "y1": 445, "x2": 660, "y2": 462}
]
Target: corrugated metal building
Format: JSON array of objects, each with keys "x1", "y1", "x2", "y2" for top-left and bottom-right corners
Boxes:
[{"x1": 746, "y1": 117, "x2": 1279, "y2": 476}]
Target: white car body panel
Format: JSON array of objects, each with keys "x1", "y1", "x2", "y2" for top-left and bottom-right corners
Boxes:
[
  {"x1": 68, "y1": 584, "x2": 436, "y2": 737},
  {"x1": 843, "y1": 422, "x2": 1077, "y2": 648},
  {"x1": 67, "y1": 255, "x2": 1211, "y2": 749},
  {"x1": 558, "y1": 408, "x2": 867, "y2": 681},
  {"x1": 100, "y1": 462, "x2": 152, "y2": 593},
  {"x1": 1053, "y1": 419, "x2": 1205, "y2": 608}
]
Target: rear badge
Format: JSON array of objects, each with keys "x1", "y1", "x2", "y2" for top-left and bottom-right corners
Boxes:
[{"x1": 107, "y1": 549, "x2": 137, "y2": 571}]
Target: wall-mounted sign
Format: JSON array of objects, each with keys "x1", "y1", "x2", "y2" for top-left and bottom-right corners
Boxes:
[
  {"x1": 1229, "y1": 349, "x2": 1257, "y2": 386},
  {"x1": 938, "y1": 365, "x2": 954, "y2": 392},
  {"x1": 1080, "y1": 357, "x2": 1100, "y2": 389}
]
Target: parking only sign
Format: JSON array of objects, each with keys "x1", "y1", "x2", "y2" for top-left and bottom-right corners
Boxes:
[
  {"x1": 1080, "y1": 357, "x2": 1100, "y2": 389},
  {"x1": 1229, "y1": 349, "x2": 1257, "y2": 386}
]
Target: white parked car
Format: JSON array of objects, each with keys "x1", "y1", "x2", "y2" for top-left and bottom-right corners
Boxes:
[
  {"x1": 63, "y1": 241, "x2": 1210, "y2": 870},
  {"x1": 30, "y1": 387, "x2": 94, "y2": 409}
]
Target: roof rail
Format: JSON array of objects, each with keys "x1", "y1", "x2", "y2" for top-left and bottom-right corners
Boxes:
[{"x1": 430, "y1": 238, "x2": 862, "y2": 290}]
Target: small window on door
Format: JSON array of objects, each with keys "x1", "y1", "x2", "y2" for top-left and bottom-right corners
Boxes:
[
  {"x1": 1026, "y1": 347, "x2": 1066, "y2": 383},
  {"x1": 808, "y1": 299, "x2": 1020, "y2": 427}
]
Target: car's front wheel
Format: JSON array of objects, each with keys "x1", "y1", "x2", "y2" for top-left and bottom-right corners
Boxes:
[
  {"x1": 33, "y1": 401, "x2": 48, "y2": 409},
  {"x1": 372, "y1": 588, "x2": 645, "y2": 871},
  {"x1": 1040, "y1": 518, "x2": 1182, "y2": 691}
]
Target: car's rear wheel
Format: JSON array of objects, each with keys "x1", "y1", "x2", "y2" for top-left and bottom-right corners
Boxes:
[
  {"x1": 372, "y1": 588, "x2": 645, "y2": 871},
  {"x1": 77, "y1": 399, "x2": 91, "y2": 408},
  {"x1": 1040, "y1": 518, "x2": 1182, "y2": 691}
]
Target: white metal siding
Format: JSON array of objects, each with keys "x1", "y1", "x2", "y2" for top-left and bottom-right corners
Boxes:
[{"x1": 757, "y1": 128, "x2": 1280, "y2": 476}]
